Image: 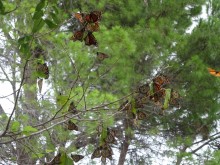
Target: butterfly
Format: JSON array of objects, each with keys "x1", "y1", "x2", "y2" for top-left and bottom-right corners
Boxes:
[
  {"x1": 105, "y1": 133, "x2": 116, "y2": 144},
  {"x1": 71, "y1": 154, "x2": 84, "y2": 162},
  {"x1": 86, "y1": 22, "x2": 100, "y2": 32},
  {"x1": 70, "y1": 28, "x2": 85, "y2": 42},
  {"x1": 68, "y1": 102, "x2": 77, "y2": 114},
  {"x1": 151, "y1": 82, "x2": 165, "y2": 102},
  {"x1": 74, "y1": 13, "x2": 86, "y2": 23},
  {"x1": 45, "y1": 153, "x2": 61, "y2": 165},
  {"x1": 153, "y1": 75, "x2": 170, "y2": 87},
  {"x1": 118, "y1": 100, "x2": 132, "y2": 111},
  {"x1": 36, "y1": 63, "x2": 49, "y2": 79},
  {"x1": 67, "y1": 120, "x2": 78, "y2": 131},
  {"x1": 91, "y1": 146, "x2": 102, "y2": 159},
  {"x1": 101, "y1": 144, "x2": 113, "y2": 160},
  {"x1": 85, "y1": 11, "x2": 102, "y2": 23},
  {"x1": 208, "y1": 68, "x2": 220, "y2": 77},
  {"x1": 137, "y1": 111, "x2": 147, "y2": 120},
  {"x1": 84, "y1": 32, "x2": 98, "y2": 46},
  {"x1": 97, "y1": 52, "x2": 109, "y2": 61},
  {"x1": 138, "y1": 83, "x2": 150, "y2": 95}
]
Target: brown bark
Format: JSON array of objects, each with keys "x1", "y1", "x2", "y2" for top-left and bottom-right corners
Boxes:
[{"x1": 118, "y1": 119, "x2": 132, "y2": 165}]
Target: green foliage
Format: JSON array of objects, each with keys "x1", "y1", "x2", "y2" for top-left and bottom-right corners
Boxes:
[
  {"x1": 11, "y1": 121, "x2": 20, "y2": 132},
  {"x1": 60, "y1": 152, "x2": 73, "y2": 165},
  {"x1": 22, "y1": 126, "x2": 38, "y2": 135}
]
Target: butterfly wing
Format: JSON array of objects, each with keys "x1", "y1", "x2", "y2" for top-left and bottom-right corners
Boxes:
[
  {"x1": 71, "y1": 154, "x2": 84, "y2": 162},
  {"x1": 74, "y1": 13, "x2": 85, "y2": 23},
  {"x1": 86, "y1": 22, "x2": 100, "y2": 32},
  {"x1": 97, "y1": 52, "x2": 109, "y2": 60},
  {"x1": 208, "y1": 67, "x2": 220, "y2": 77},
  {"x1": 84, "y1": 32, "x2": 98, "y2": 46},
  {"x1": 85, "y1": 11, "x2": 101, "y2": 23},
  {"x1": 70, "y1": 28, "x2": 85, "y2": 42}
]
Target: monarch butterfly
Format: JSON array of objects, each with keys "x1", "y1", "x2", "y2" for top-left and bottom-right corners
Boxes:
[
  {"x1": 67, "y1": 120, "x2": 78, "y2": 131},
  {"x1": 84, "y1": 32, "x2": 98, "y2": 46},
  {"x1": 208, "y1": 68, "x2": 220, "y2": 77},
  {"x1": 137, "y1": 111, "x2": 147, "y2": 120},
  {"x1": 91, "y1": 147, "x2": 102, "y2": 159},
  {"x1": 101, "y1": 145, "x2": 113, "y2": 160},
  {"x1": 153, "y1": 75, "x2": 169, "y2": 87},
  {"x1": 46, "y1": 153, "x2": 61, "y2": 165},
  {"x1": 105, "y1": 133, "x2": 116, "y2": 144},
  {"x1": 71, "y1": 154, "x2": 84, "y2": 162},
  {"x1": 97, "y1": 52, "x2": 109, "y2": 61},
  {"x1": 118, "y1": 100, "x2": 132, "y2": 111},
  {"x1": 36, "y1": 63, "x2": 49, "y2": 79},
  {"x1": 86, "y1": 22, "x2": 100, "y2": 32},
  {"x1": 152, "y1": 82, "x2": 165, "y2": 102},
  {"x1": 70, "y1": 28, "x2": 85, "y2": 42},
  {"x1": 138, "y1": 83, "x2": 150, "y2": 95},
  {"x1": 85, "y1": 11, "x2": 102, "y2": 23},
  {"x1": 74, "y1": 13, "x2": 86, "y2": 23},
  {"x1": 68, "y1": 102, "x2": 77, "y2": 114}
]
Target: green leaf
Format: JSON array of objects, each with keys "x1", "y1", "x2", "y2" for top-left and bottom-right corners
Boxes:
[
  {"x1": 32, "y1": 18, "x2": 45, "y2": 33},
  {"x1": 23, "y1": 126, "x2": 38, "y2": 135},
  {"x1": 19, "y1": 43, "x2": 31, "y2": 59},
  {"x1": 0, "y1": 0, "x2": 5, "y2": 14},
  {"x1": 32, "y1": 10, "x2": 44, "y2": 20},
  {"x1": 50, "y1": 12, "x2": 60, "y2": 24},
  {"x1": 100, "y1": 125, "x2": 107, "y2": 144},
  {"x1": 60, "y1": 152, "x2": 73, "y2": 165},
  {"x1": 35, "y1": 0, "x2": 46, "y2": 11},
  {"x1": 52, "y1": 5, "x2": 59, "y2": 14},
  {"x1": 11, "y1": 121, "x2": 20, "y2": 132},
  {"x1": 44, "y1": 19, "x2": 58, "y2": 29},
  {"x1": 163, "y1": 88, "x2": 171, "y2": 110}
]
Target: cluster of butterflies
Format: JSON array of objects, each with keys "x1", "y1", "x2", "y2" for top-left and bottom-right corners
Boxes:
[
  {"x1": 70, "y1": 11, "x2": 102, "y2": 46},
  {"x1": 91, "y1": 127, "x2": 117, "y2": 163},
  {"x1": 45, "y1": 152, "x2": 84, "y2": 164},
  {"x1": 119, "y1": 75, "x2": 180, "y2": 120}
]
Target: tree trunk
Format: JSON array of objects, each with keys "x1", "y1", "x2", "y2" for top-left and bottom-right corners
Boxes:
[{"x1": 118, "y1": 119, "x2": 132, "y2": 165}]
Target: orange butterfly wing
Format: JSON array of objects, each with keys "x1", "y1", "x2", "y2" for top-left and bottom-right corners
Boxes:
[
  {"x1": 74, "y1": 13, "x2": 85, "y2": 23},
  {"x1": 208, "y1": 68, "x2": 220, "y2": 77},
  {"x1": 84, "y1": 32, "x2": 98, "y2": 46},
  {"x1": 97, "y1": 52, "x2": 109, "y2": 60}
]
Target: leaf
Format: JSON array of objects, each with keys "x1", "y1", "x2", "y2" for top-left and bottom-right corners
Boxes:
[
  {"x1": 38, "y1": 79, "x2": 43, "y2": 93},
  {"x1": 60, "y1": 152, "x2": 73, "y2": 165},
  {"x1": 100, "y1": 125, "x2": 107, "y2": 144},
  {"x1": 18, "y1": 36, "x2": 32, "y2": 59},
  {"x1": 23, "y1": 126, "x2": 38, "y2": 135},
  {"x1": 50, "y1": 12, "x2": 60, "y2": 24},
  {"x1": 11, "y1": 121, "x2": 20, "y2": 132},
  {"x1": 32, "y1": 10, "x2": 44, "y2": 20},
  {"x1": 0, "y1": 0, "x2": 5, "y2": 14},
  {"x1": 44, "y1": 19, "x2": 58, "y2": 29},
  {"x1": 35, "y1": 0, "x2": 46, "y2": 11},
  {"x1": 163, "y1": 88, "x2": 171, "y2": 110},
  {"x1": 32, "y1": 18, "x2": 45, "y2": 33}
]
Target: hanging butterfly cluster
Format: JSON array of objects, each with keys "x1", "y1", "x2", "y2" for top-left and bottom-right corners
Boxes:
[
  {"x1": 119, "y1": 75, "x2": 180, "y2": 120},
  {"x1": 91, "y1": 127, "x2": 117, "y2": 163},
  {"x1": 70, "y1": 11, "x2": 102, "y2": 46}
]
